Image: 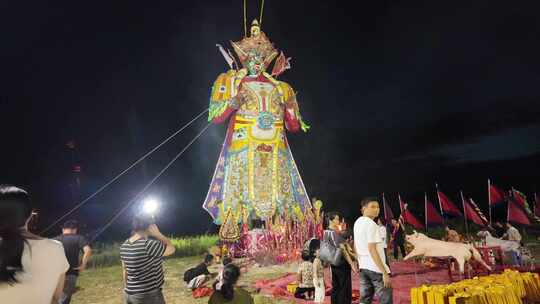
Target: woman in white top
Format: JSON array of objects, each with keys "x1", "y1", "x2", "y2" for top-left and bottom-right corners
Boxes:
[{"x1": 0, "y1": 185, "x2": 69, "y2": 304}]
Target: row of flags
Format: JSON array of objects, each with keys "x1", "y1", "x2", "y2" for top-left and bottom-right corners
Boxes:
[
  {"x1": 489, "y1": 180, "x2": 540, "y2": 226},
  {"x1": 380, "y1": 180, "x2": 540, "y2": 231}
]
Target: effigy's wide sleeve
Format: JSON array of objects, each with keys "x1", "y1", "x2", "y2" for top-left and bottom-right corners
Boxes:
[
  {"x1": 279, "y1": 81, "x2": 310, "y2": 133},
  {"x1": 208, "y1": 70, "x2": 237, "y2": 123}
]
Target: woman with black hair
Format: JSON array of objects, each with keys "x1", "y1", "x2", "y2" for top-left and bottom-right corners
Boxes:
[
  {"x1": 209, "y1": 263, "x2": 253, "y2": 304},
  {"x1": 0, "y1": 185, "x2": 69, "y2": 303},
  {"x1": 324, "y1": 212, "x2": 356, "y2": 304}
]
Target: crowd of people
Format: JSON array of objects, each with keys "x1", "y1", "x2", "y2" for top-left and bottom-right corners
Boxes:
[
  {"x1": 0, "y1": 184, "x2": 528, "y2": 304},
  {"x1": 0, "y1": 184, "x2": 257, "y2": 304},
  {"x1": 294, "y1": 198, "x2": 526, "y2": 304},
  {"x1": 317, "y1": 198, "x2": 393, "y2": 304}
]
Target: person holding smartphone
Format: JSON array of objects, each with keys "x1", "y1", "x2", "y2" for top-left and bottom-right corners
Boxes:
[{"x1": 120, "y1": 213, "x2": 176, "y2": 304}]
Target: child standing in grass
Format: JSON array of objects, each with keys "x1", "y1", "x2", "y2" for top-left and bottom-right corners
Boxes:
[{"x1": 310, "y1": 239, "x2": 325, "y2": 303}]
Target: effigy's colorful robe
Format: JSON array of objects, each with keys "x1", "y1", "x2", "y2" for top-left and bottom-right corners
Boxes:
[{"x1": 203, "y1": 24, "x2": 311, "y2": 227}]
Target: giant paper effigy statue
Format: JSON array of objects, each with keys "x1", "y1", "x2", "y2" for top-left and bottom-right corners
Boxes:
[{"x1": 202, "y1": 20, "x2": 311, "y2": 239}]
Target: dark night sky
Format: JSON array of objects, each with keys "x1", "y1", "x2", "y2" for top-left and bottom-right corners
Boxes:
[{"x1": 2, "y1": 1, "x2": 540, "y2": 239}]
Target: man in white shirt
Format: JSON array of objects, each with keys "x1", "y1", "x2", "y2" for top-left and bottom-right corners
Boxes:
[
  {"x1": 503, "y1": 222, "x2": 522, "y2": 265},
  {"x1": 354, "y1": 197, "x2": 392, "y2": 304},
  {"x1": 503, "y1": 222, "x2": 522, "y2": 242}
]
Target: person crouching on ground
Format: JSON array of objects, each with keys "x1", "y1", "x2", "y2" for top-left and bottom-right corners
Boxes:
[
  {"x1": 354, "y1": 197, "x2": 393, "y2": 304},
  {"x1": 503, "y1": 222, "x2": 522, "y2": 265},
  {"x1": 183, "y1": 253, "x2": 215, "y2": 289},
  {"x1": 294, "y1": 250, "x2": 315, "y2": 300},
  {"x1": 120, "y1": 213, "x2": 175, "y2": 304},
  {"x1": 209, "y1": 264, "x2": 254, "y2": 304}
]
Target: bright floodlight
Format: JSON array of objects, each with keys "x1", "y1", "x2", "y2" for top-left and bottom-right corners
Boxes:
[{"x1": 143, "y1": 198, "x2": 159, "y2": 214}]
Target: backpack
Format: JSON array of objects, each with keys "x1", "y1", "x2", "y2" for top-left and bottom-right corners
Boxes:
[{"x1": 319, "y1": 230, "x2": 343, "y2": 266}]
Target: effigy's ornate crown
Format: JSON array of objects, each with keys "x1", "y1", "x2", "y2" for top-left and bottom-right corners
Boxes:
[{"x1": 231, "y1": 30, "x2": 278, "y2": 69}]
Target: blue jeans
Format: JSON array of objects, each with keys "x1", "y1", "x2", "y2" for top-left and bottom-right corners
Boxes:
[
  {"x1": 509, "y1": 250, "x2": 520, "y2": 266},
  {"x1": 359, "y1": 269, "x2": 393, "y2": 304},
  {"x1": 124, "y1": 289, "x2": 166, "y2": 304},
  {"x1": 59, "y1": 274, "x2": 78, "y2": 304}
]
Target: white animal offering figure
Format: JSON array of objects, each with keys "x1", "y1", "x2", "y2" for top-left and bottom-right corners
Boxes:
[
  {"x1": 404, "y1": 232, "x2": 491, "y2": 273},
  {"x1": 477, "y1": 230, "x2": 521, "y2": 255}
]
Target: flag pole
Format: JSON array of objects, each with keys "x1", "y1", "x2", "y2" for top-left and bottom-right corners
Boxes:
[
  {"x1": 488, "y1": 179, "x2": 492, "y2": 226},
  {"x1": 424, "y1": 192, "x2": 428, "y2": 234},
  {"x1": 382, "y1": 192, "x2": 387, "y2": 221},
  {"x1": 436, "y1": 182, "x2": 445, "y2": 225},
  {"x1": 533, "y1": 192, "x2": 538, "y2": 216},
  {"x1": 460, "y1": 190, "x2": 469, "y2": 238},
  {"x1": 398, "y1": 193, "x2": 405, "y2": 226},
  {"x1": 507, "y1": 191, "x2": 511, "y2": 224}
]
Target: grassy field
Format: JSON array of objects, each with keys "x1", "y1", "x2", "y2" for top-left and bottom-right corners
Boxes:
[
  {"x1": 73, "y1": 254, "x2": 297, "y2": 304},
  {"x1": 87, "y1": 235, "x2": 219, "y2": 269}
]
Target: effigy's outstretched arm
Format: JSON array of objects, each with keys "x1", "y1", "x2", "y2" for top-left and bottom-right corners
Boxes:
[
  {"x1": 208, "y1": 70, "x2": 244, "y2": 124},
  {"x1": 278, "y1": 81, "x2": 310, "y2": 133}
]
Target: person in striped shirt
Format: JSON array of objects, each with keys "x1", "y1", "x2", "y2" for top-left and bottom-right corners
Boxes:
[{"x1": 120, "y1": 213, "x2": 175, "y2": 304}]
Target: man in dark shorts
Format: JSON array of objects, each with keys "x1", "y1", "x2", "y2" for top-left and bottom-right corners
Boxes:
[{"x1": 54, "y1": 220, "x2": 92, "y2": 304}]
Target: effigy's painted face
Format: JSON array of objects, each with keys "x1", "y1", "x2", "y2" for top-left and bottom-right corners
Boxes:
[
  {"x1": 251, "y1": 25, "x2": 261, "y2": 37},
  {"x1": 246, "y1": 53, "x2": 264, "y2": 76}
]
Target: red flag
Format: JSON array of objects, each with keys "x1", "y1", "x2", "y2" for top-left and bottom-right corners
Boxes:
[
  {"x1": 489, "y1": 183, "x2": 505, "y2": 206},
  {"x1": 437, "y1": 191, "x2": 462, "y2": 216},
  {"x1": 399, "y1": 195, "x2": 424, "y2": 230},
  {"x1": 511, "y1": 189, "x2": 527, "y2": 209},
  {"x1": 382, "y1": 193, "x2": 395, "y2": 224},
  {"x1": 425, "y1": 194, "x2": 444, "y2": 226},
  {"x1": 469, "y1": 198, "x2": 489, "y2": 225},
  {"x1": 508, "y1": 198, "x2": 531, "y2": 225},
  {"x1": 463, "y1": 198, "x2": 487, "y2": 226}
]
